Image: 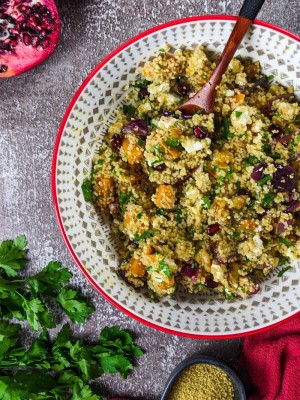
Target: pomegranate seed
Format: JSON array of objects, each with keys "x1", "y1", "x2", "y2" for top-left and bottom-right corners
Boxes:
[
  {"x1": 31, "y1": 36, "x2": 40, "y2": 48},
  {"x1": 153, "y1": 163, "x2": 166, "y2": 172},
  {"x1": 0, "y1": 64, "x2": 8, "y2": 73},
  {"x1": 22, "y1": 32, "x2": 31, "y2": 46},
  {"x1": 16, "y1": 14, "x2": 25, "y2": 23},
  {"x1": 27, "y1": 21, "x2": 39, "y2": 32},
  {"x1": 18, "y1": 5, "x2": 29, "y2": 13},
  {"x1": 9, "y1": 28, "x2": 19, "y2": 35},
  {"x1": 9, "y1": 39, "x2": 17, "y2": 47},
  {"x1": 41, "y1": 38, "x2": 50, "y2": 49},
  {"x1": 138, "y1": 87, "x2": 148, "y2": 100},
  {"x1": 193, "y1": 126, "x2": 207, "y2": 139},
  {"x1": 204, "y1": 280, "x2": 218, "y2": 288},
  {"x1": 111, "y1": 134, "x2": 123, "y2": 150},
  {"x1": 208, "y1": 223, "x2": 220, "y2": 236}
]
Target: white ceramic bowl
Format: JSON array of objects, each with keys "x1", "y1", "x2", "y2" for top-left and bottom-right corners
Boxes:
[{"x1": 52, "y1": 16, "x2": 300, "y2": 339}]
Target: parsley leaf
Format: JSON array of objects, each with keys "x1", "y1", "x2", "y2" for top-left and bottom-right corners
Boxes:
[
  {"x1": 175, "y1": 207, "x2": 183, "y2": 223},
  {"x1": 201, "y1": 196, "x2": 212, "y2": 209},
  {"x1": 261, "y1": 193, "x2": 275, "y2": 208},
  {"x1": 278, "y1": 237, "x2": 295, "y2": 247},
  {"x1": 277, "y1": 265, "x2": 292, "y2": 277},
  {"x1": 0, "y1": 237, "x2": 144, "y2": 399},
  {"x1": 119, "y1": 192, "x2": 131, "y2": 211},
  {"x1": 257, "y1": 175, "x2": 271, "y2": 186},
  {"x1": 165, "y1": 138, "x2": 180, "y2": 147},
  {"x1": 81, "y1": 178, "x2": 94, "y2": 201},
  {"x1": 0, "y1": 236, "x2": 93, "y2": 331},
  {"x1": 133, "y1": 229, "x2": 156, "y2": 242},
  {"x1": 235, "y1": 111, "x2": 243, "y2": 117},
  {"x1": 123, "y1": 104, "x2": 136, "y2": 116},
  {"x1": 136, "y1": 212, "x2": 143, "y2": 219},
  {"x1": 55, "y1": 288, "x2": 94, "y2": 324},
  {"x1": 223, "y1": 116, "x2": 233, "y2": 139},
  {"x1": 0, "y1": 235, "x2": 27, "y2": 277},
  {"x1": 158, "y1": 258, "x2": 172, "y2": 278},
  {"x1": 27, "y1": 261, "x2": 72, "y2": 294}
]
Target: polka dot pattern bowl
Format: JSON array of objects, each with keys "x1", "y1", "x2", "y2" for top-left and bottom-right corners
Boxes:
[{"x1": 52, "y1": 16, "x2": 300, "y2": 339}]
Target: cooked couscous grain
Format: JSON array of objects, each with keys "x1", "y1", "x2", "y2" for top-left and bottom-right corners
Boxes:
[
  {"x1": 167, "y1": 363, "x2": 234, "y2": 400},
  {"x1": 83, "y1": 45, "x2": 300, "y2": 299}
]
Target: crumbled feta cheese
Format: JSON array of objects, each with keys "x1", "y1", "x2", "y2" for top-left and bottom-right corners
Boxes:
[{"x1": 181, "y1": 137, "x2": 211, "y2": 154}]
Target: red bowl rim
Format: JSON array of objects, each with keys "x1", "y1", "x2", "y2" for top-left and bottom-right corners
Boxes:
[{"x1": 52, "y1": 15, "x2": 300, "y2": 340}]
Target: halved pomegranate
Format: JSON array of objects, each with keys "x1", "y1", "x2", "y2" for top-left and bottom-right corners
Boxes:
[{"x1": 0, "y1": 0, "x2": 60, "y2": 78}]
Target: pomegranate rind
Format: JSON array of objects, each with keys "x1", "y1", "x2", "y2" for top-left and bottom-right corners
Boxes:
[{"x1": 0, "y1": 0, "x2": 60, "y2": 78}]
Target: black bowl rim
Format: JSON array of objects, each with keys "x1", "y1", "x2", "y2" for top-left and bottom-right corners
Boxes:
[{"x1": 161, "y1": 355, "x2": 246, "y2": 400}]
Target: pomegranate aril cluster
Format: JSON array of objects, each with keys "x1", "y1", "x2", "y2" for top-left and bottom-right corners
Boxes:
[{"x1": 0, "y1": 1, "x2": 57, "y2": 71}]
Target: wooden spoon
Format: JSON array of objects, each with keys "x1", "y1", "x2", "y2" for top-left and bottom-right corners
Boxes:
[{"x1": 178, "y1": 0, "x2": 266, "y2": 115}]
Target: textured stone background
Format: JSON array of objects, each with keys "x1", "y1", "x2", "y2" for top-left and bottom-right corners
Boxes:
[{"x1": 0, "y1": 0, "x2": 299, "y2": 398}]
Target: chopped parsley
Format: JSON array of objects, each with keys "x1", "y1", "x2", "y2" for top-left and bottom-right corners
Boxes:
[
  {"x1": 131, "y1": 78, "x2": 150, "y2": 89},
  {"x1": 119, "y1": 192, "x2": 131, "y2": 211},
  {"x1": 197, "y1": 282, "x2": 206, "y2": 289},
  {"x1": 271, "y1": 152, "x2": 281, "y2": 160},
  {"x1": 277, "y1": 256, "x2": 290, "y2": 267},
  {"x1": 165, "y1": 138, "x2": 180, "y2": 147},
  {"x1": 157, "y1": 63, "x2": 163, "y2": 69},
  {"x1": 267, "y1": 75, "x2": 274, "y2": 82},
  {"x1": 277, "y1": 265, "x2": 292, "y2": 277},
  {"x1": 81, "y1": 178, "x2": 94, "y2": 201},
  {"x1": 158, "y1": 208, "x2": 167, "y2": 216},
  {"x1": 201, "y1": 196, "x2": 212, "y2": 209},
  {"x1": 175, "y1": 207, "x2": 183, "y2": 223},
  {"x1": 278, "y1": 237, "x2": 295, "y2": 247},
  {"x1": 223, "y1": 288, "x2": 235, "y2": 300},
  {"x1": 223, "y1": 116, "x2": 233, "y2": 139},
  {"x1": 138, "y1": 137, "x2": 145, "y2": 146},
  {"x1": 158, "y1": 258, "x2": 172, "y2": 278},
  {"x1": 159, "y1": 48, "x2": 165, "y2": 52},
  {"x1": 257, "y1": 175, "x2": 272, "y2": 186},
  {"x1": 247, "y1": 198, "x2": 255, "y2": 209},
  {"x1": 230, "y1": 231, "x2": 240, "y2": 240},
  {"x1": 136, "y1": 212, "x2": 143, "y2": 219},
  {"x1": 262, "y1": 131, "x2": 269, "y2": 140},
  {"x1": 151, "y1": 145, "x2": 165, "y2": 166},
  {"x1": 262, "y1": 143, "x2": 271, "y2": 155},
  {"x1": 186, "y1": 226, "x2": 195, "y2": 241},
  {"x1": 123, "y1": 104, "x2": 136, "y2": 116},
  {"x1": 133, "y1": 229, "x2": 156, "y2": 242},
  {"x1": 235, "y1": 111, "x2": 243, "y2": 118},
  {"x1": 151, "y1": 122, "x2": 159, "y2": 129},
  {"x1": 261, "y1": 193, "x2": 275, "y2": 208}
]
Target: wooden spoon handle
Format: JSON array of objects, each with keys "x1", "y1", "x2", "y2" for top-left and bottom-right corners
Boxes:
[
  {"x1": 206, "y1": 16, "x2": 251, "y2": 92},
  {"x1": 206, "y1": 0, "x2": 265, "y2": 92},
  {"x1": 239, "y1": 0, "x2": 265, "y2": 20}
]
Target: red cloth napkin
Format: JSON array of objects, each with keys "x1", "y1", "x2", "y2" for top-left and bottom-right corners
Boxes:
[{"x1": 240, "y1": 315, "x2": 300, "y2": 400}]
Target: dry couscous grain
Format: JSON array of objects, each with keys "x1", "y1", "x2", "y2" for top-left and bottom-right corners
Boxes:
[
  {"x1": 167, "y1": 363, "x2": 234, "y2": 400},
  {"x1": 83, "y1": 45, "x2": 300, "y2": 299}
]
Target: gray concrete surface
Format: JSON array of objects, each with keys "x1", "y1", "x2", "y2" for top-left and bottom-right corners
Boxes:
[{"x1": 0, "y1": 0, "x2": 299, "y2": 398}]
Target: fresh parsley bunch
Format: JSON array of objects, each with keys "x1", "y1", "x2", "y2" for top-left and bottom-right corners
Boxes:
[
  {"x1": 0, "y1": 235, "x2": 94, "y2": 330},
  {"x1": 0, "y1": 236, "x2": 143, "y2": 399}
]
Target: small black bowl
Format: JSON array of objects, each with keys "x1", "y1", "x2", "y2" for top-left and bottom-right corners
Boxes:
[{"x1": 161, "y1": 355, "x2": 246, "y2": 400}]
